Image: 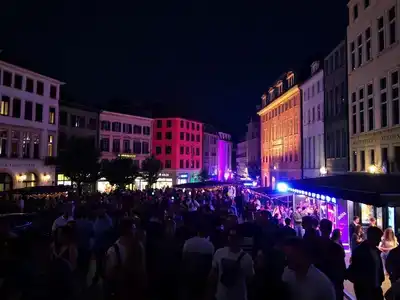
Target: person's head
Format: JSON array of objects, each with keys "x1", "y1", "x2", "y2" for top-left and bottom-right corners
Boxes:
[
  {"x1": 296, "y1": 206, "x2": 301, "y2": 212},
  {"x1": 354, "y1": 224, "x2": 362, "y2": 235},
  {"x1": 369, "y1": 217, "x2": 376, "y2": 226},
  {"x1": 331, "y1": 229, "x2": 342, "y2": 241},
  {"x1": 302, "y1": 216, "x2": 313, "y2": 230},
  {"x1": 119, "y1": 218, "x2": 135, "y2": 238},
  {"x1": 353, "y1": 216, "x2": 360, "y2": 224},
  {"x1": 227, "y1": 225, "x2": 243, "y2": 249},
  {"x1": 284, "y1": 218, "x2": 291, "y2": 226},
  {"x1": 319, "y1": 219, "x2": 333, "y2": 237},
  {"x1": 366, "y1": 226, "x2": 383, "y2": 246},
  {"x1": 283, "y1": 237, "x2": 310, "y2": 272},
  {"x1": 383, "y1": 227, "x2": 395, "y2": 241}
]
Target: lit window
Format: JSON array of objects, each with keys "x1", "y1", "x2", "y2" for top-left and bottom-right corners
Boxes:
[
  {"x1": 49, "y1": 107, "x2": 56, "y2": 124},
  {"x1": 0, "y1": 96, "x2": 10, "y2": 116},
  {"x1": 47, "y1": 135, "x2": 54, "y2": 157}
]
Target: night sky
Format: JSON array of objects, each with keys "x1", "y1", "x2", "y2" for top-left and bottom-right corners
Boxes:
[{"x1": 0, "y1": 0, "x2": 348, "y2": 139}]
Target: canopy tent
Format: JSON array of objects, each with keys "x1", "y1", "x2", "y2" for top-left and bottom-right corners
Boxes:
[
  {"x1": 285, "y1": 173, "x2": 400, "y2": 207},
  {"x1": 174, "y1": 180, "x2": 235, "y2": 189},
  {"x1": 11, "y1": 185, "x2": 72, "y2": 195}
]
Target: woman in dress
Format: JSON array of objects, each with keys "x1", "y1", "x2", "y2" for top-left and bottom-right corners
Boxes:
[{"x1": 379, "y1": 227, "x2": 398, "y2": 274}]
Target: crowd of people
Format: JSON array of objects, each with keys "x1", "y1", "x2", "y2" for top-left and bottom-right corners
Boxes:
[{"x1": 0, "y1": 186, "x2": 399, "y2": 300}]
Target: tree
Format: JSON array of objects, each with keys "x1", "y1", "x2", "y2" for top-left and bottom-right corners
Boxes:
[
  {"x1": 57, "y1": 137, "x2": 101, "y2": 195},
  {"x1": 247, "y1": 161, "x2": 261, "y2": 179},
  {"x1": 141, "y1": 155, "x2": 162, "y2": 188},
  {"x1": 101, "y1": 158, "x2": 139, "y2": 189},
  {"x1": 196, "y1": 168, "x2": 210, "y2": 182}
]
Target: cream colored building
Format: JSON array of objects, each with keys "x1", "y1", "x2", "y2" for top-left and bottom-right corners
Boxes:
[{"x1": 347, "y1": 0, "x2": 400, "y2": 172}]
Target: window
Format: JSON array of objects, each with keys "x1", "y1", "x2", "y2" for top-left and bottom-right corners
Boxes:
[
  {"x1": 2, "y1": 71, "x2": 12, "y2": 87},
  {"x1": 378, "y1": 17, "x2": 385, "y2": 52},
  {"x1": 365, "y1": 27, "x2": 372, "y2": 61},
  {"x1": 88, "y1": 118, "x2": 97, "y2": 130},
  {"x1": 0, "y1": 96, "x2": 10, "y2": 116},
  {"x1": 76, "y1": 116, "x2": 85, "y2": 128},
  {"x1": 142, "y1": 142, "x2": 149, "y2": 154},
  {"x1": 350, "y1": 41, "x2": 356, "y2": 70},
  {"x1": 370, "y1": 149, "x2": 375, "y2": 165},
  {"x1": 196, "y1": 161, "x2": 200, "y2": 168},
  {"x1": 21, "y1": 132, "x2": 30, "y2": 158},
  {"x1": 165, "y1": 132, "x2": 172, "y2": 140},
  {"x1": 0, "y1": 130, "x2": 8, "y2": 157},
  {"x1": 101, "y1": 121, "x2": 110, "y2": 131},
  {"x1": 24, "y1": 101, "x2": 33, "y2": 120},
  {"x1": 389, "y1": 7, "x2": 396, "y2": 45},
  {"x1": 156, "y1": 132, "x2": 162, "y2": 140},
  {"x1": 143, "y1": 126, "x2": 151, "y2": 135},
  {"x1": 357, "y1": 34, "x2": 363, "y2": 67},
  {"x1": 112, "y1": 139, "x2": 120, "y2": 153},
  {"x1": 341, "y1": 129, "x2": 347, "y2": 157},
  {"x1": 359, "y1": 88, "x2": 365, "y2": 133},
  {"x1": 133, "y1": 141, "x2": 141, "y2": 154},
  {"x1": 133, "y1": 125, "x2": 142, "y2": 134},
  {"x1": 11, "y1": 131, "x2": 20, "y2": 158},
  {"x1": 381, "y1": 77, "x2": 388, "y2": 128},
  {"x1": 180, "y1": 132, "x2": 184, "y2": 140},
  {"x1": 364, "y1": 0, "x2": 369, "y2": 8},
  {"x1": 360, "y1": 150, "x2": 366, "y2": 171},
  {"x1": 196, "y1": 134, "x2": 200, "y2": 142},
  {"x1": 180, "y1": 146, "x2": 184, "y2": 154},
  {"x1": 156, "y1": 120, "x2": 162, "y2": 128},
  {"x1": 167, "y1": 120, "x2": 172, "y2": 128},
  {"x1": 352, "y1": 104, "x2": 357, "y2": 134},
  {"x1": 180, "y1": 160, "x2": 184, "y2": 168},
  {"x1": 180, "y1": 120, "x2": 184, "y2": 128},
  {"x1": 112, "y1": 122, "x2": 121, "y2": 132},
  {"x1": 32, "y1": 134, "x2": 40, "y2": 159},
  {"x1": 367, "y1": 83, "x2": 374, "y2": 130},
  {"x1": 123, "y1": 124, "x2": 132, "y2": 134},
  {"x1": 353, "y1": 4, "x2": 358, "y2": 21},
  {"x1": 35, "y1": 103, "x2": 43, "y2": 122},
  {"x1": 36, "y1": 81, "x2": 44, "y2": 96},
  {"x1": 26, "y1": 78, "x2": 34, "y2": 92},
  {"x1": 100, "y1": 138, "x2": 110, "y2": 152},
  {"x1": 156, "y1": 146, "x2": 162, "y2": 155},
  {"x1": 186, "y1": 121, "x2": 189, "y2": 129},
  {"x1": 196, "y1": 148, "x2": 200, "y2": 156},
  {"x1": 47, "y1": 135, "x2": 54, "y2": 157},
  {"x1": 165, "y1": 146, "x2": 172, "y2": 154},
  {"x1": 382, "y1": 147, "x2": 388, "y2": 167},
  {"x1": 197, "y1": 124, "x2": 200, "y2": 131},
  {"x1": 50, "y1": 85, "x2": 57, "y2": 99},
  {"x1": 392, "y1": 71, "x2": 400, "y2": 125},
  {"x1": 123, "y1": 140, "x2": 130, "y2": 153},
  {"x1": 165, "y1": 160, "x2": 171, "y2": 168},
  {"x1": 352, "y1": 151, "x2": 357, "y2": 171},
  {"x1": 312, "y1": 107, "x2": 315, "y2": 122},
  {"x1": 49, "y1": 107, "x2": 56, "y2": 124},
  {"x1": 14, "y1": 74, "x2": 22, "y2": 89},
  {"x1": 186, "y1": 146, "x2": 190, "y2": 155}
]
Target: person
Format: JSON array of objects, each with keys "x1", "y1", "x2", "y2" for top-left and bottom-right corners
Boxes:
[
  {"x1": 331, "y1": 229, "x2": 343, "y2": 247},
  {"x1": 207, "y1": 225, "x2": 254, "y2": 300},
  {"x1": 52, "y1": 211, "x2": 73, "y2": 232},
  {"x1": 316, "y1": 219, "x2": 346, "y2": 300},
  {"x1": 379, "y1": 227, "x2": 398, "y2": 273},
  {"x1": 369, "y1": 217, "x2": 377, "y2": 227},
  {"x1": 386, "y1": 240, "x2": 400, "y2": 284},
  {"x1": 347, "y1": 226, "x2": 385, "y2": 300},
  {"x1": 292, "y1": 207, "x2": 303, "y2": 237},
  {"x1": 349, "y1": 216, "x2": 360, "y2": 238},
  {"x1": 280, "y1": 218, "x2": 296, "y2": 239},
  {"x1": 282, "y1": 237, "x2": 336, "y2": 300},
  {"x1": 351, "y1": 224, "x2": 364, "y2": 253}
]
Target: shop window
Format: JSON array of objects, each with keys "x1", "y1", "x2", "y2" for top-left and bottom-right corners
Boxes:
[
  {"x1": 0, "y1": 173, "x2": 12, "y2": 192},
  {"x1": 57, "y1": 174, "x2": 71, "y2": 186},
  {"x1": 23, "y1": 173, "x2": 37, "y2": 188}
]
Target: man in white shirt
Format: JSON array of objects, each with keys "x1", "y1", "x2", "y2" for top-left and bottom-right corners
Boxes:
[
  {"x1": 282, "y1": 237, "x2": 336, "y2": 300},
  {"x1": 52, "y1": 211, "x2": 73, "y2": 231},
  {"x1": 208, "y1": 226, "x2": 254, "y2": 300}
]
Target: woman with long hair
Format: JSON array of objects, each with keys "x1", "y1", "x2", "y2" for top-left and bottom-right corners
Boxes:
[
  {"x1": 331, "y1": 228, "x2": 343, "y2": 247},
  {"x1": 379, "y1": 227, "x2": 398, "y2": 273},
  {"x1": 351, "y1": 224, "x2": 364, "y2": 253}
]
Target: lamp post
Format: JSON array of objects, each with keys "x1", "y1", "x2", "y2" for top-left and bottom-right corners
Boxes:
[
  {"x1": 368, "y1": 164, "x2": 378, "y2": 174},
  {"x1": 319, "y1": 166, "x2": 327, "y2": 176}
]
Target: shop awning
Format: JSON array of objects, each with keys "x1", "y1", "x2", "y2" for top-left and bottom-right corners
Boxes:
[
  {"x1": 286, "y1": 173, "x2": 400, "y2": 207},
  {"x1": 11, "y1": 185, "x2": 72, "y2": 195}
]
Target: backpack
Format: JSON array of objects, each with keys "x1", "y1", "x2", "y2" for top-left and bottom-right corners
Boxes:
[{"x1": 220, "y1": 251, "x2": 245, "y2": 288}]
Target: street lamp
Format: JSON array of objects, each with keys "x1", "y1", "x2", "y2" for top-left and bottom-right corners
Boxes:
[
  {"x1": 319, "y1": 166, "x2": 327, "y2": 176},
  {"x1": 368, "y1": 164, "x2": 378, "y2": 174}
]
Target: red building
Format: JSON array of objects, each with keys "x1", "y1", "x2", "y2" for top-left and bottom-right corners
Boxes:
[{"x1": 152, "y1": 118, "x2": 203, "y2": 186}]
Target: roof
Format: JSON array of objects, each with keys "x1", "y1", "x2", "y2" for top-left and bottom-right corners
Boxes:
[{"x1": 286, "y1": 173, "x2": 400, "y2": 207}]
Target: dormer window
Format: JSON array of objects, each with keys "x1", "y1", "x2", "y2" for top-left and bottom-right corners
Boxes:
[
  {"x1": 276, "y1": 81, "x2": 283, "y2": 95},
  {"x1": 261, "y1": 93, "x2": 267, "y2": 106},
  {"x1": 311, "y1": 61, "x2": 320, "y2": 75},
  {"x1": 287, "y1": 72, "x2": 295, "y2": 87},
  {"x1": 269, "y1": 88, "x2": 275, "y2": 101}
]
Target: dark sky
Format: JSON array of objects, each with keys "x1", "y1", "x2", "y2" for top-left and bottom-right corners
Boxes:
[{"x1": 0, "y1": 0, "x2": 348, "y2": 139}]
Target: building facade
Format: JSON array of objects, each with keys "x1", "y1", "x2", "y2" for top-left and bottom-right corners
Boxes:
[
  {"x1": 246, "y1": 119, "x2": 261, "y2": 169},
  {"x1": 217, "y1": 132, "x2": 232, "y2": 181},
  {"x1": 301, "y1": 61, "x2": 325, "y2": 178},
  {"x1": 0, "y1": 60, "x2": 62, "y2": 190},
  {"x1": 347, "y1": 0, "x2": 400, "y2": 173},
  {"x1": 236, "y1": 140, "x2": 248, "y2": 177},
  {"x1": 98, "y1": 111, "x2": 152, "y2": 191},
  {"x1": 258, "y1": 71, "x2": 302, "y2": 188},
  {"x1": 152, "y1": 118, "x2": 203, "y2": 186},
  {"x1": 324, "y1": 40, "x2": 349, "y2": 174},
  {"x1": 203, "y1": 125, "x2": 218, "y2": 177}
]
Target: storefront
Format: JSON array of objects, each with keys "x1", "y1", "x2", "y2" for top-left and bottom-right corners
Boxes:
[
  {"x1": 177, "y1": 173, "x2": 189, "y2": 185},
  {"x1": 154, "y1": 172, "x2": 173, "y2": 189}
]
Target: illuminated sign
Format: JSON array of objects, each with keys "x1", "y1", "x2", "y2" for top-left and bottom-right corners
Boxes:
[
  {"x1": 158, "y1": 173, "x2": 170, "y2": 177},
  {"x1": 179, "y1": 173, "x2": 188, "y2": 179},
  {"x1": 118, "y1": 154, "x2": 136, "y2": 158}
]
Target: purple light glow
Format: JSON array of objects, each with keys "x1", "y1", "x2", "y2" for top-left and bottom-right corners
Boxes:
[{"x1": 218, "y1": 139, "x2": 229, "y2": 181}]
